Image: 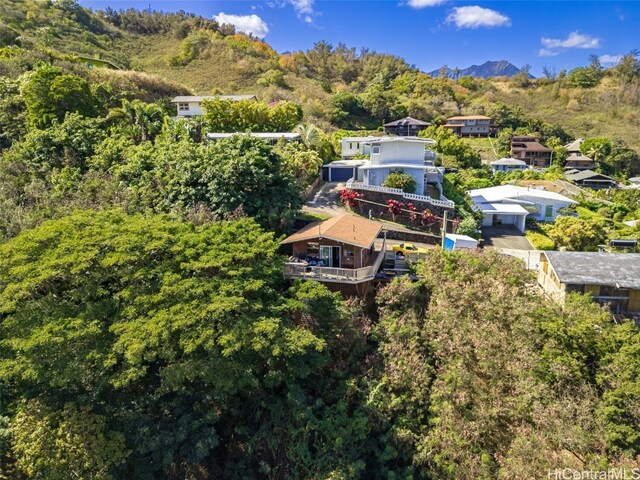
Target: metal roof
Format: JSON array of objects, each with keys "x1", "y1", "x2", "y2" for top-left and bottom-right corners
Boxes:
[
  {"x1": 478, "y1": 203, "x2": 529, "y2": 215},
  {"x1": 542, "y1": 251, "x2": 640, "y2": 289},
  {"x1": 467, "y1": 185, "x2": 577, "y2": 204},
  {"x1": 383, "y1": 117, "x2": 431, "y2": 127},
  {"x1": 172, "y1": 95, "x2": 257, "y2": 103},
  {"x1": 325, "y1": 160, "x2": 368, "y2": 167},
  {"x1": 446, "y1": 115, "x2": 491, "y2": 120},
  {"x1": 490, "y1": 158, "x2": 528, "y2": 166},
  {"x1": 206, "y1": 132, "x2": 300, "y2": 140},
  {"x1": 565, "y1": 170, "x2": 615, "y2": 182},
  {"x1": 365, "y1": 137, "x2": 436, "y2": 145}
]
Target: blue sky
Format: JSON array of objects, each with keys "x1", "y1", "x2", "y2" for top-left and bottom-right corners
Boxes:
[{"x1": 80, "y1": 0, "x2": 639, "y2": 76}]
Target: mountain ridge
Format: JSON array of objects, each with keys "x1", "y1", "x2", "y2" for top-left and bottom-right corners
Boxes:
[{"x1": 428, "y1": 60, "x2": 535, "y2": 79}]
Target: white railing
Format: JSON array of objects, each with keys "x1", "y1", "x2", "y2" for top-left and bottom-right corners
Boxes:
[
  {"x1": 346, "y1": 181, "x2": 455, "y2": 208},
  {"x1": 284, "y1": 239, "x2": 386, "y2": 283}
]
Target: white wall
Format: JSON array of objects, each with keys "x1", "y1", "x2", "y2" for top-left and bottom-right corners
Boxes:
[
  {"x1": 341, "y1": 138, "x2": 371, "y2": 158},
  {"x1": 519, "y1": 196, "x2": 572, "y2": 221},
  {"x1": 370, "y1": 141, "x2": 425, "y2": 165},
  {"x1": 176, "y1": 102, "x2": 204, "y2": 116}
]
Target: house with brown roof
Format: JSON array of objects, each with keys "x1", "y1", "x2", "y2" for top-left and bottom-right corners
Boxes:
[
  {"x1": 281, "y1": 214, "x2": 386, "y2": 294},
  {"x1": 510, "y1": 136, "x2": 553, "y2": 168},
  {"x1": 443, "y1": 115, "x2": 492, "y2": 137},
  {"x1": 564, "y1": 138, "x2": 597, "y2": 170}
]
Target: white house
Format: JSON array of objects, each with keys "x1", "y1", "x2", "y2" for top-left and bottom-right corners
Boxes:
[
  {"x1": 467, "y1": 184, "x2": 576, "y2": 233},
  {"x1": 490, "y1": 158, "x2": 528, "y2": 173},
  {"x1": 340, "y1": 137, "x2": 377, "y2": 158},
  {"x1": 171, "y1": 95, "x2": 257, "y2": 117},
  {"x1": 357, "y1": 137, "x2": 441, "y2": 196}
]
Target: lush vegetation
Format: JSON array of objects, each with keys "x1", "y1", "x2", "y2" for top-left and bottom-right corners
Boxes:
[
  {"x1": 3, "y1": 239, "x2": 640, "y2": 478},
  {"x1": 1, "y1": 2, "x2": 640, "y2": 478}
]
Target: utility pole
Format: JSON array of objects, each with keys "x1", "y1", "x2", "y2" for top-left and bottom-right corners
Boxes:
[{"x1": 441, "y1": 210, "x2": 448, "y2": 249}]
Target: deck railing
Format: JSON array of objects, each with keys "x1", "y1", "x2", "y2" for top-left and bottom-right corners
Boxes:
[
  {"x1": 284, "y1": 239, "x2": 386, "y2": 283},
  {"x1": 346, "y1": 181, "x2": 455, "y2": 208}
]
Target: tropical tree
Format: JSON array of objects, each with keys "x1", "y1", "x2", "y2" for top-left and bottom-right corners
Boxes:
[
  {"x1": 0, "y1": 210, "x2": 326, "y2": 478},
  {"x1": 107, "y1": 98, "x2": 166, "y2": 143}
]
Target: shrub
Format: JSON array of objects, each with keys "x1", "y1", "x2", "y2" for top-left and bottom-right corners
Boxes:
[
  {"x1": 456, "y1": 216, "x2": 479, "y2": 238},
  {"x1": 383, "y1": 172, "x2": 416, "y2": 193},
  {"x1": 525, "y1": 231, "x2": 555, "y2": 250}
]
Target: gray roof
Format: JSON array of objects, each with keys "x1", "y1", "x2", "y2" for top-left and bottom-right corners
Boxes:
[
  {"x1": 383, "y1": 117, "x2": 431, "y2": 127},
  {"x1": 565, "y1": 169, "x2": 615, "y2": 182},
  {"x1": 171, "y1": 95, "x2": 257, "y2": 103},
  {"x1": 490, "y1": 158, "x2": 527, "y2": 166},
  {"x1": 543, "y1": 251, "x2": 640, "y2": 289}
]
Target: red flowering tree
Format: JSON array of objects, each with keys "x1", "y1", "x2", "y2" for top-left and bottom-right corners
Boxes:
[
  {"x1": 386, "y1": 199, "x2": 404, "y2": 221},
  {"x1": 421, "y1": 209, "x2": 438, "y2": 227},
  {"x1": 407, "y1": 202, "x2": 418, "y2": 225},
  {"x1": 340, "y1": 189, "x2": 362, "y2": 210}
]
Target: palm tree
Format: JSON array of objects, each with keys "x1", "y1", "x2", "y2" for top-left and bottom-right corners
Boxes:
[
  {"x1": 294, "y1": 122, "x2": 322, "y2": 150},
  {"x1": 108, "y1": 99, "x2": 166, "y2": 143}
]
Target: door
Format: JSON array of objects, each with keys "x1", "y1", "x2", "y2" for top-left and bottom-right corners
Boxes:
[
  {"x1": 545, "y1": 205, "x2": 554, "y2": 219},
  {"x1": 320, "y1": 246, "x2": 340, "y2": 267},
  {"x1": 330, "y1": 167, "x2": 354, "y2": 182}
]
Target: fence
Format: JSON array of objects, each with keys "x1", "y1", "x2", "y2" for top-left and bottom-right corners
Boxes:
[
  {"x1": 345, "y1": 181, "x2": 455, "y2": 208},
  {"x1": 284, "y1": 239, "x2": 386, "y2": 283}
]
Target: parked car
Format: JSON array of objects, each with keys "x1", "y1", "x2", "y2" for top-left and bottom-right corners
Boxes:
[{"x1": 392, "y1": 243, "x2": 428, "y2": 255}]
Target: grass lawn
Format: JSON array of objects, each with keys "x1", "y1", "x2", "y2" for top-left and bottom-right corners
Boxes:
[
  {"x1": 296, "y1": 212, "x2": 332, "y2": 222},
  {"x1": 462, "y1": 137, "x2": 499, "y2": 162}
]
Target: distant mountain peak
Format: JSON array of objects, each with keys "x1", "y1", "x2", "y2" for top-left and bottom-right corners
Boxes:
[{"x1": 428, "y1": 60, "x2": 535, "y2": 79}]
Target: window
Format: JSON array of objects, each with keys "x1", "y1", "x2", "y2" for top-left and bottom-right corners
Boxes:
[
  {"x1": 178, "y1": 103, "x2": 189, "y2": 112},
  {"x1": 357, "y1": 143, "x2": 360, "y2": 149},
  {"x1": 545, "y1": 205, "x2": 554, "y2": 218},
  {"x1": 307, "y1": 242, "x2": 319, "y2": 256},
  {"x1": 372, "y1": 146, "x2": 380, "y2": 154}
]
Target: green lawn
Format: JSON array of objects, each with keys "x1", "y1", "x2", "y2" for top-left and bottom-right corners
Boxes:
[{"x1": 462, "y1": 137, "x2": 499, "y2": 162}]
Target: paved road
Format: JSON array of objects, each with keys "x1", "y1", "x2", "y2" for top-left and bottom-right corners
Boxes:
[
  {"x1": 482, "y1": 225, "x2": 534, "y2": 250},
  {"x1": 304, "y1": 182, "x2": 344, "y2": 217}
]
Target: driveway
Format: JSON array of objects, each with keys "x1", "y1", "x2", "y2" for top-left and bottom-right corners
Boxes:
[
  {"x1": 482, "y1": 225, "x2": 534, "y2": 250},
  {"x1": 303, "y1": 182, "x2": 345, "y2": 217}
]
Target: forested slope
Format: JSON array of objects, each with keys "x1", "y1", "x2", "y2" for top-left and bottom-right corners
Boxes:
[{"x1": 1, "y1": 2, "x2": 640, "y2": 479}]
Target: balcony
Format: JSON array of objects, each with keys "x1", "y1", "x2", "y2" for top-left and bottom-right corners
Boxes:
[{"x1": 284, "y1": 241, "x2": 386, "y2": 284}]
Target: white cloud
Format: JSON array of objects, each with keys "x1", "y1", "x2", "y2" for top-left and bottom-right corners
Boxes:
[
  {"x1": 599, "y1": 54, "x2": 623, "y2": 65},
  {"x1": 407, "y1": 0, "x2": 447, "y2": 8},
  {"x1": 538, "y1": 48, "x2": 560, "y2": 57},
  {"x1": 213, "y1": 12, "x2": 269, "y2": 38},
  {"x1": 290, "y1": 0, "x2": 314, "y2": 16},
  {"x1": 541, "y1": 31, "x2": 600, "y2": 50},
  {"x1": 446, "y1": 6, "x2": 511, "y2": 29},
  {"x1": 538, "y1": 31, "x2": 601, "y2": 57}
]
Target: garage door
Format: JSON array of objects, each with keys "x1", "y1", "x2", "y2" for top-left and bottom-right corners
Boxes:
[{"x1": 329, "y1": 167, "x2": 354, "y2": 182}]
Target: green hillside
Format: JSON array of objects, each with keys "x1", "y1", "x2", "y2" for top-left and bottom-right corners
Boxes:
[{"x1": 3, "y1": 0, "x2": 640, "y2": 150}]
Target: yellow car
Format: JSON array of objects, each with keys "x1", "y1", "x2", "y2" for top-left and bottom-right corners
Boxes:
[{"x1": 392, "y1": 243, "x2": 428, "y2": 255}]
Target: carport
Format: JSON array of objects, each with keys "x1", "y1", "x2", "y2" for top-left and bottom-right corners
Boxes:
[
  {"x1": 322, "y1": 160, "x2": 367, "y2": 182},
  {"x1": 479, "y1": 203, "x2": 528, "y2": 233}
]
